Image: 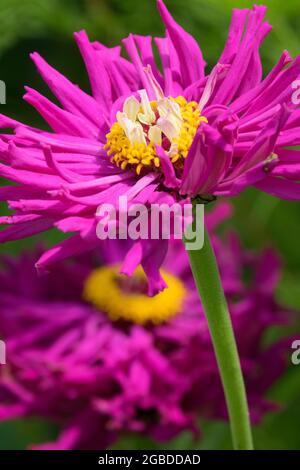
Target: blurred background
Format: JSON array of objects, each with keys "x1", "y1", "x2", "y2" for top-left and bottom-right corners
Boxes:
[{"x1": 0, "y1": 0, "x2": 299, "y2": 450}]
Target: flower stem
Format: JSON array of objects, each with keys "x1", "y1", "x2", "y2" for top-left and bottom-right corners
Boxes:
[{"x1": 184, "y1": 213, "x2": 254, "y2": 450}]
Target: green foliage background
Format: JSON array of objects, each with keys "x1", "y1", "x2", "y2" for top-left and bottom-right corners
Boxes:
[{"x1": 0, "y1": 0, "x2": 300, "y2": 450}]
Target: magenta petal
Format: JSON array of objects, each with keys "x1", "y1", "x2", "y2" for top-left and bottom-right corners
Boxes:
[
  {"x1": 213, "y1": 6, "x2": 270, "y2": 105},
  {"x1": 0, "y1": 218, "x2": 53, "y2": 243},
  {"x1": 74, "y1": 30, "x2": 113, "y2": 111},
  {"x1": 35, "y1": 234, "x2": 100, "y2": 274},
  {"x1": 218, "y1": 9, "x2": 249, "y2": 65},
  {"x1": 155, "y1": 145, "x2": 180, "y2": 189},
  {"x1": 231, "y1": 104, "x2": 290, "y2": 179},
  {"x1": 255, "y1": 176, "x2": 300, "y2": 200},
  {"x1": 180, "y1": 120, "x2": 234, "y2": 196},
  {"x1": 121, "y1": 239, "x2": 168, "y2": 296},
  {"x1": 157, "y1": 0, "x2": 205, "y2": 88},
  {"x1": 0, "y1": 162, "x2": 64, "y2": 189},
  {"x1": 230, "y1": 50, "x2": 292, "y2": 115},
  {"x1": 30, "y1": 52, "x2": 107, "y2": 136},
  {"x1": 122, "y1": 34, "x2": 155, "y2": 99},
  {"x1": 133, "y1": 35, "x2": 163, "y2": 86},
  {"x1": 23, "y1": 87, "x2": 98, "y2": 139},
  {"x1": 155, "y1": 36, "x2": 183, "y2": 96},
  {"x1": 217, "y1": 157, "x2": 279, "y2": 196}
]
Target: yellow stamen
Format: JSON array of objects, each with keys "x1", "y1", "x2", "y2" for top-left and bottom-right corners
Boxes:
[
  {"x1": 83, "y1": 265, "x2": 186, "y2": 325},
  {"x1": 104, "y1": 94, "x2": 208, "y2": 175}
]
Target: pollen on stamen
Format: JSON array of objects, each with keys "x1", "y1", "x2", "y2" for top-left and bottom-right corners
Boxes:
[{"x1": 104, "y1": 94, "x2": 208, "y2": 176}]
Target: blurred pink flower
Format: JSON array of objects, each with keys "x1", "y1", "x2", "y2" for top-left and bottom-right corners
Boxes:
[{"x1": 0, "y1": 207, "x2": 295, "y2": 449}]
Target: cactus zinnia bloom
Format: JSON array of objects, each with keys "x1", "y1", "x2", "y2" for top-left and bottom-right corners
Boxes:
[
  {"x1": 1, "y1": 1, "x2": 300, "y2": 293},
  {"x1": 0, "y1": 208, "x2": 295, "y2": 449}
]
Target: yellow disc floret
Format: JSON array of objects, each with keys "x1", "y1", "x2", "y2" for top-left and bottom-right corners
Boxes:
[
  {"x1": 104, "y1": 91, "x2": 207, "y2": 175},
  {"x1": 171, "y1": 97, "x2": 207, "y2": 164},
  {"x1": 83, "y1": 265, "x2": 186, "y2": 325},
  {"x1": 105, "y1": 123, "x2": 159, "y2": 175}
]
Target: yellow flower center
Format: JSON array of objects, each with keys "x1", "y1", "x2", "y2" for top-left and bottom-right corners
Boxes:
[
  {"x1": 104, "y1": 92, "x2": 207, "y2": 175},
  {"x1": 83, "y1": 265, "x2": 186, "y2": 324}
]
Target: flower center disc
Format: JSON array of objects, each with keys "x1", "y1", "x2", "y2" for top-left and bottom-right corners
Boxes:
[
  {"x1": 83, "y1": 265, "x2": 186, "y2": 324},
  {"x1": 105, "y1": 92, "x2": 207, "y2": 175}
]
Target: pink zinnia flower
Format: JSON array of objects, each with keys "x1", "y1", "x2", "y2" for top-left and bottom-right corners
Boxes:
[
  {"x1": 0, "y1": 207, "x2": 295, "y2": 450},
  {"x1": 1, "y1": 1, "x2": 300, "y2": 293}
]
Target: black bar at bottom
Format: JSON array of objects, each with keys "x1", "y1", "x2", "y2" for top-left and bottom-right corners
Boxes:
[{"x1": 0, "y1": 450, "x2": 300, "y2": 466}]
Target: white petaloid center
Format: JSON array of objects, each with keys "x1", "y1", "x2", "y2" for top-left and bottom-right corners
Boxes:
[{"x1": 116, "y1": 89, "x2": 183, "y2": 156}]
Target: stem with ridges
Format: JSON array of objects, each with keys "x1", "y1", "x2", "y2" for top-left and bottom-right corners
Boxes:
[{"x1": 184, "y1": 206, "x2": 253, "y2": 450}]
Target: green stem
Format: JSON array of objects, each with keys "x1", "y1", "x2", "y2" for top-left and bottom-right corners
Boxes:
[{"x1": 184, "y1": 214, "x2": 254, "y2": 450}]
